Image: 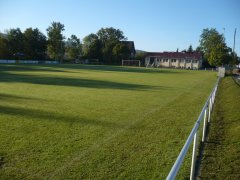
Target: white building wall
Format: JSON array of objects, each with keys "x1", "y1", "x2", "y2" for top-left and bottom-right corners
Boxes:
[{"x1": 145, "y1": 56, "x2": 202, "y2": 69}]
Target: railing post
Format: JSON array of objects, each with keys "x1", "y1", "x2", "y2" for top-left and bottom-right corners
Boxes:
[
  {"x1": 208, "y1": 98, "x2": 212, "y2": 123},
  {"x1": 211, "y1": 96, "x2": 214, "y2": 110},
  {"x1": 202, "y1": 108, "x2": 208, "y2": 142},
  {"x1": 190, "y1": 131, "x2": 198, "y2": 180},
  {"x1": 212, "y1": 88, "x2": 216, "y2": 104}
]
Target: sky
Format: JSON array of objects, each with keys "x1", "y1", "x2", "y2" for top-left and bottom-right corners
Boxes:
[{"x1": 0, "y1": 0, "x2": 240, "y2": 54}]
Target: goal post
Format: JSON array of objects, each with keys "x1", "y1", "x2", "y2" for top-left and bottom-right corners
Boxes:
[{"x1": 122, "y1": 60, "x2": 141, "y2": 67}]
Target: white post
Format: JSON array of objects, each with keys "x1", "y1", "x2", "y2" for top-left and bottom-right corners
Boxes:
[
  {"x1": 190, "y1": 131, "x2": 198, "y2": 180},
  {"x1": 208, "y1": 99, "x2": 212, "y2": 123},
  {"x1": 211, "y1": 96, "x2": 214, "y2": 111},
  {"x1": 202, "y1": 108, "x2": 208, "y2": 142}
]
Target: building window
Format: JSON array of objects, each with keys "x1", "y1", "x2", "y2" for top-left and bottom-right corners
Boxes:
[
  {"x1": 193, "y1": 60, "x2": 198, "y2": 63},
  {"x1": 163, "y1": 59, "x2": 168, "y2": 62},
  {"x1": 186, "y1": 59, "x2": 191, "y2": 63},
  {"x1": 171, "y1": 59, "x2": 177, "y2": 62},
  {"x1": 180, "y1": 59, "x2": 185, "y2": 63}
]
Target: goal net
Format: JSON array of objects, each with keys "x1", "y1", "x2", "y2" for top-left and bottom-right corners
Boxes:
[{"x1": 122, "y1": 60, "x2": 141, "y2": 67}]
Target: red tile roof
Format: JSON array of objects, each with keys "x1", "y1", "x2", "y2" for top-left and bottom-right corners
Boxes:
[{"x1": 146, "y1": 51, "x2": 202, "y2": 60}]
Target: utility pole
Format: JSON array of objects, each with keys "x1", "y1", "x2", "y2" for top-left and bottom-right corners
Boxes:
[{"x1": 233, "y1": 28, "x2": 236, "y2": 55}]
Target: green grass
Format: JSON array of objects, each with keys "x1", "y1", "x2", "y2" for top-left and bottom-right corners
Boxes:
[
  {"x1": 198, "y1": 77, "x2": 240, "y2": 179},
  {"x1": 0, "y1": 64, "x2": 216, "y2": 179}
]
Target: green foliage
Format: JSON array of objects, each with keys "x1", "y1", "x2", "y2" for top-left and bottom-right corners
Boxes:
[
  {"x1": 82, "y1": 33, "x2": 102, "y2": 59},
  {"x1": 0, "y1": 64, "x2": 216, "y2": 179},
  {"x1": 46, "y1": 22, "x2": 65, "y2": 61},
  {"x1": 97, "y1": 27, "x2": 127, "y2": 63},
  {"x1": 0, "y1": 36, "x2": 11, "y2": 59},
  {"x1": 198, "y1": 28, "x2": 232, "y2": 66},
  {"x1": 112, "y1": 43, "x2": 131, "y2": 64},
  {"x1": 1, "y1": 25, "x2": 132, "y2": 64},
  {"x1": 187, "y1": 45, "x2": 193, "y2": 52},
  {"x1": 97, "y1": 27, "x2": 126, "y2": 43},
  {"x1": 7, "y1": 28, "x2": 24, "y2": 56},
  {"x1": 65, "y1": 35, "x2": 82, "y2": 61},
  {"x1": 82, "y1": 27, "x2": 131, "y2": 64},
  {"x1": 23, "y1": 28, "x2": 47, "y2": 59}
]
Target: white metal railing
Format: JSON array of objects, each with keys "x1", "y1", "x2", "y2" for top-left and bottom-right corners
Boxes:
[{"x1": 166, "y1": 77, "x2": 220, "y2": 180}]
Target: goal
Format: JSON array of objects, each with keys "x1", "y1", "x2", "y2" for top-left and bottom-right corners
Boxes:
[{"x1": 122, "y1": 60, "x2": 141, "y2": 67}]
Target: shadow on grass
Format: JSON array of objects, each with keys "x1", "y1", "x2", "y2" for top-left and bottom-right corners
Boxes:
[
  {"x1": 0, "y1": 156, "x2": 4, "y2": 169},
  {"x1": 52, "y1": 64, "x2": 185, "y2": 74},
  {"x1": 0, "y1": 64, "x2": 185, "y2": 74},
  {"x1": 0, "y1": 64, "x2": 66, "y2": 73},
  {"x1": 0, "y1": 71, "x2": 168, "y2": 91},
  {"x1": 0, "y1": 105, "x2": 123, "y2": 128},
  {"x1": 0, "y1": 93, "x2": 40, "y2": 101}
]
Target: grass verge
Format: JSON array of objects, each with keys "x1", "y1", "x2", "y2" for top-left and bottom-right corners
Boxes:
[{"x1": 198, "y1": 76, "x2": 240, "y2": 179}]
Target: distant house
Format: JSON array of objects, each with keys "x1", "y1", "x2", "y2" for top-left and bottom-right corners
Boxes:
[
  {"x1": 121, "y1": 41, "x2": 136, "y2": 58},
  {"x1": 145, "y1": 51, "x2": 203, "y2": 69}
]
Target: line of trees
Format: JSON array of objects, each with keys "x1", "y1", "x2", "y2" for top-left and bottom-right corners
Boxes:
[
  {"x1": 1, "y1": 24, "x2": 238, "y2": 67},
  {"x1": 0, "y1": 22, "x2": 133, "y2": 64}
]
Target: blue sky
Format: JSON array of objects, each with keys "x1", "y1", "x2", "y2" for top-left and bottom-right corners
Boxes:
[{"x1": 0, "y1": 0, "x2": 240, "y2": 54}]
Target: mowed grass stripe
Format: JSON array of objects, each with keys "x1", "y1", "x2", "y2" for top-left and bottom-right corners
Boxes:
[{"x1": 0, "y1": 64, "x2": 216, "y2": 179}]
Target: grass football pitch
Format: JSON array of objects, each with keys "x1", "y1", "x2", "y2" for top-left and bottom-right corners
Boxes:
[{"x1": 0, "y1": 64, "x2": 216, "y2": 179}]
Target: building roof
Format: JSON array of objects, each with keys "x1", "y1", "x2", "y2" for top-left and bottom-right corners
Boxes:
[{"x1": 146, "y1": 51, "x2": 202, "y2": 60}]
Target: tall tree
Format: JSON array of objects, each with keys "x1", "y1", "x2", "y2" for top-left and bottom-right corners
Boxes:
[
  {"x1": 198, "y1": 28, "x2": 229, "y2": 66},
  {"x1": 0, "y1": 36, "x2": 11, "y2": 59},
  {"x1": 97, "y1": 27, "x2": 126, "y2": 63},
  {"x1": 112, "y1": 43, "x2": 131, "y2": 64},
  {"x1": 7, "y1": 28, "x2": 24, "y2": 57},
  {"x1": 82, "y1": 33, "x2": 102, "y2": 60},
  {"x1": 187, "y1": 45, "x2": 193, "y2": 52},
  {"x1": 65, "y1": 35, "x2": 82, "y2": 61},
  {"x1": 46, "y1": 22, "x2": 65, "y2": 61},
  {"x1": 23, "y1": 28, "x2": 47, "y2": 59}
]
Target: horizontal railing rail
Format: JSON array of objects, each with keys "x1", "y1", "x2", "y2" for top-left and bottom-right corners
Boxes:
[{"x1": 166, "y1": 77, "x2": 220, "y2": 180}]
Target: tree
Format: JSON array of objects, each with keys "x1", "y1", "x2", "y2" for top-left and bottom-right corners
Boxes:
[
  {"x1": 97, "y1": 27, "x2": 126, "y2": 43},
  {"x1": 82, "y1": 33, "x2": 102, "y2": 60},
  {"x1": 46, "y1": 22, "x2": 65, "y2": 61},
  {"x1": 0, "y1": 36, "x2": 11, "y2": 59},
  {"x1": 97, "y1": 27, "x2": 126, "y2": 63},
  {"x1": 187, "y1": 45, "x2": 193, "y2": 52},
  {"x1": 112, "y1": 43, "x2": 131, "y2": 64},
  {"x1": 65, "y1": 35, "x2": 82, "y2": 61},
  {"x1": 198, "y1": 28, "x2": 229, "y2": 66},
  {"x1": 7, "y1": 28, "x2": 24, "y2": 58},
  {"x1": 23, "y1": 28, "x2": 47, "y2": 59}
]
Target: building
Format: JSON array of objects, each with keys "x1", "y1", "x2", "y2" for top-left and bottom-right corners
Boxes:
[
  {"x1": 121, "y1": 41, "x2": 136, "y2": 58},
  {"x1": 145, "y1": 51, "x2": 203, "y2": 69}
]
